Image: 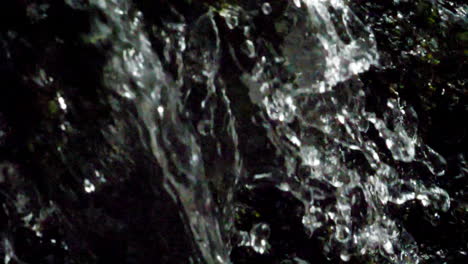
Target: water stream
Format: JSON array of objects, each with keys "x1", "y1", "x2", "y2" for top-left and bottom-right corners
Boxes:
[
  {"x1": 75, "y1": 0, "x2": 460, "y2": 263},
  {"x1": 0, "y1": 0, "x2": 466, "y2": 264}
]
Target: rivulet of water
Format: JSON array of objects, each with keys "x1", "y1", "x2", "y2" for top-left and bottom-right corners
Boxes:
[{"x1": 89, "y1": 1, "x2": 235, "y2": 263}]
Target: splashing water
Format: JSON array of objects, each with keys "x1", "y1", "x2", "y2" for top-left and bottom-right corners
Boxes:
[
  {"x1": 1, "y1": 0, "x2": 465, "y2": 263},
  {"x1": 236, "y1": 1, "x2": 451, "y2": 263},
  {"x1": 90, "y1": 0, "x2": 452, "y2": 263},
  {"x1": 91, "y1": 1, "x2": 232, "y2": 263}
]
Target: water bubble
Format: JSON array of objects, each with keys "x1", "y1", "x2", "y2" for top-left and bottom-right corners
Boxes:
[
  {"x1": 225, "y1": 15, "x2": 238, "y2": 30},
  {"x1": 262, "y1": 3, "x2": 272, "y2": 15},
  {"x1": 335, "y1": 225, "x2": 351, "y2": 242},
  {"x1": 250, "y1": 223, "x2": 271, "y2": 254}
]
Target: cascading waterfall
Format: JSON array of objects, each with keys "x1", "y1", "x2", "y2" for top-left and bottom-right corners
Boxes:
[
  {"x1": 90, "y1": 0, "x2": 452, "y2": 263},
  {"x1": 0, "y1": 0, "x2": 465, "y2": 264}
]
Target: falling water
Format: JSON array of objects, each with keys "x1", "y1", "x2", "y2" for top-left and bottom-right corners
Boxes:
[
  {"x1": 90, "y1": 1, "x2": 233, "y2": 263},
  {"x1": 0, "y1": 0, "x2": 466, "y2": 264},
  {"x1": 64, "y1": 0, "x2": 456, "y2": 262}
]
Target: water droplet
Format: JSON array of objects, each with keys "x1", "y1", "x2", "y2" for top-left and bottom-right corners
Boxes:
[
  {"x1": 274, "y1": 56, "x2": 285, "y2": 63},
  {"x1": 293, "y1": 0, "x2": 302, "y2": 8},
  {"x1": 262, "y1": 3, "x2": 272, "y2": 15},
  {"x1": 3, "y1": 238, "x2": 15, "y2": 264},
  {"x1": 197, "y1": 120, "x2": 211, "y2": 136},
  {"x1": 340, "y1": 251, "x2": 351, "y2": 262},
  {"x1": 278, "y1": 182, "x2": 291, "y2": 192},
  {"x1": 84, "y1": 179, "x2": 95, "y2": 193},
  {"x1": 242, "y1": 40, "x2": 256, "y2": 58},
  {"x1": 57, "y1": 95, "x2": 67, "y2": 111},
  {"x1": 216, "y1": 255, "x2": 225, "y2": 263},
  {"x1": 243, "y1": 26, "x2": 251, "y2": 37},
  {"x1": 237, "y1": 230, "x2": 251, "y2": 247},
  {"x1": 157, "y1": 106, "x2": 165, "y2": 116},
  {"x1": 383, "y1": 240, "x2": 394, "y2": 254}
]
